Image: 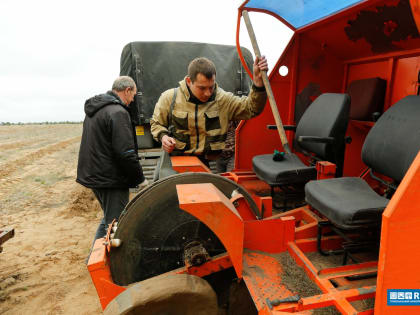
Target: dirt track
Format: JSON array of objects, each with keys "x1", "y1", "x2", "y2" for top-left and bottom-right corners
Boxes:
[{"x1": 0, "y1": 124, "x2": 102, "y2": 314}]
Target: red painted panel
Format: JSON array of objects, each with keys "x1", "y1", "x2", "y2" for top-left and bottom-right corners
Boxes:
[
  {"x1": 343, "y1": 121, "x2": 372, "y2": 176},
  {"x1": 301, "y1": 0, "x2": 420, "y2": 62},
  {"x1": 244, "y1": 217, "x2": 295, "y2": 253},
  {"x1": 347, "y1": 60, "x2": 388, "y2": 84},
  {"x1": 296, "y1": 34, "x2": 344, "y2": 95},
  {"x1": 390, "y1": 56, "x2": 420, "y2": 105}
]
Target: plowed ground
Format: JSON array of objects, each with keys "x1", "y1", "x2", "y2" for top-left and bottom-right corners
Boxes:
[{"x1": 0, "y1": 124, "x2": 102, "y2": 314}]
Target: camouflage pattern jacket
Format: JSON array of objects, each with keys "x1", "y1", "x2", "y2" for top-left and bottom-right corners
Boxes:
[{"x1": 150, "y1": 78, "x2": 267, "y2": 156}]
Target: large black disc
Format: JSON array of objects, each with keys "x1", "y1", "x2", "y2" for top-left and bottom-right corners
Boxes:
[{"x1": 110, "y1": 172, "x2": 259, "y2": 286}]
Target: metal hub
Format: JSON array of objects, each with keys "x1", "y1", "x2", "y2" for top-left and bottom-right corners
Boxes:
[{"x1": 184, "y1": 241, "x2": 210, "y2": 266}]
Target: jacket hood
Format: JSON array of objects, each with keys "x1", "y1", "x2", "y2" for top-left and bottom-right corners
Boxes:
[{"x1": 84, "y1": 91, "x2": 125, "y2": 117}]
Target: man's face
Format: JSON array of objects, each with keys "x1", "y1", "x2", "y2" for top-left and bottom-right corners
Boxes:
[
  {"x1": 187, "y1": 73, "x2": 215, "y2": 103},
  {"x1": 124, "y1": 87, "x2": 137, "y2": 105}
]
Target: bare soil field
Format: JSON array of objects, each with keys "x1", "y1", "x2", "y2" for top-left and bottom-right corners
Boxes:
[{"x1": 0, "y1": 124, "x2": 103, "y2": 314}]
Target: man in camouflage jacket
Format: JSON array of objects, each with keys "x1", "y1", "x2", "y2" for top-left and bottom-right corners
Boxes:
[{"x1": 150, "y1": 56, "x2": 267, "y2": 162}]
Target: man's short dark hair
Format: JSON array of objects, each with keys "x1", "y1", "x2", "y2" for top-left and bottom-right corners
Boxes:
[{"x1": 188, "y1": 57, "x2": 216, "y2": 82}]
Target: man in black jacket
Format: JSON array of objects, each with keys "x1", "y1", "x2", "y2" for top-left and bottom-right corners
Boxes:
[{"x1": 77, "y1": 76, "x2": 146, "y2": 246}]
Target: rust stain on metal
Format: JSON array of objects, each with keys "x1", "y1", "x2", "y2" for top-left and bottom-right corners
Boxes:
[{"x1": 345, "y1": 0, "x2": 420, "y2": 53}]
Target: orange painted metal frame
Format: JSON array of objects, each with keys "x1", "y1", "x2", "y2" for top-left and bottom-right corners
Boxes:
[
  {"x1": 286, "y1": 242, "x2": 376, "y2": 314},
  {"x1": 88, "y1": 152, "x2": 420, "y2": 313},
  {"x1": 177, "y1": 183, "x2": 246, "y2": 278},
  {"x1": 271, "y1": 206, "x2": 320, "y2": 240},
  {"x1": 316, "y1": 161, "x2": 337, "y2": 179},
  {"x1": 87, "y1": 240, "x2": 235, "y2": 310},
  {"x1": 176, "y1": 182, "x2": 381, "y2": 314},
  {"x1": 176, "y1": 183, "x2": 296, "y2": 277},
  {"x1": 375, "y1": 151, "x2": 420, "y2": 314},
  {"x1": 89, "y1": 153, "x2": 420, "y2": 313},
  {"x1": 170, "y1": 156, "x2": 211, "y2": 173},
  {"x1": 87, "y1": 238, "x2": 125, "y2": 310}
]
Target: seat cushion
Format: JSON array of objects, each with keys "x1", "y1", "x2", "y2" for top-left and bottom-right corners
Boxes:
[
  {"x1": 252, "y1": 153, "x2": 316, "y2": 186},
  {"x1": 305, "y1": 177, "x2": 389, "y2": 229}
]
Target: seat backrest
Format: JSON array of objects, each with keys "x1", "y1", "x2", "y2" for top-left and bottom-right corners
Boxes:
[
  {"x1": 362, "y1": 95, "x2": 420, "y2": 182},
  {"x1": 295, "y1": 93, "x2": 350, "y2": 162},
  {"x1": 347, "y1": 77, "x2": 386, "y2": 121}
]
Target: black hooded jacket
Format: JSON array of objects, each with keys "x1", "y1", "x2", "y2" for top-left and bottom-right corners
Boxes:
[{"x1": 76, "y1": 91, "x2": 144, "y2": 189}]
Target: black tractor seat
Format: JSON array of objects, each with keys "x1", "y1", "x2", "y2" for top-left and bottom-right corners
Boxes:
[
  {"x1": 306, "y1": 177, "x2": 389, "y2": 229},
  {"x1": 306, "y1": 95, "x2": 420, "y2": 230},
  {"x1": 252, "y1": 153, "x2": 316, "y2": 186},
  {"x1": 252, "y1": 93, "x2": 350, "y2": 209}
]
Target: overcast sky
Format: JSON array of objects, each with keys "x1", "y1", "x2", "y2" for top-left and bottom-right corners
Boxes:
[{"x1": 0, "y1": 0, "x2": 293, "y2": 123}]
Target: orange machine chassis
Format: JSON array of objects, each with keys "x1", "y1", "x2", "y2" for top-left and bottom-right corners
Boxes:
[{"x1": 88, "y1": 153, "x2": 420, "y2": 314}]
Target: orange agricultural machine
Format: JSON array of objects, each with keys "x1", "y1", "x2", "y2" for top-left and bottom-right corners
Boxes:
[{"x1": 88, "y1": 0, "x2": 420, "y2": 314}]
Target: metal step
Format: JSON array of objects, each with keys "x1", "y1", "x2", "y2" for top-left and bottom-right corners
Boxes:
[{"x1": 138, "y1": 150, "x2": 162, "y2": 182}]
